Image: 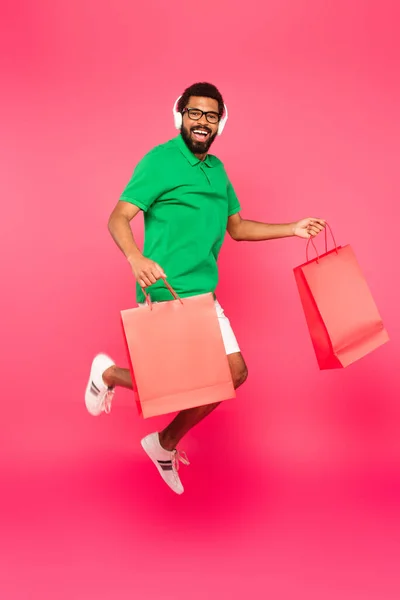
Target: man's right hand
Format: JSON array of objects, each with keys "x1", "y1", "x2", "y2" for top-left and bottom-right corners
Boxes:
[{"x1": 128, "y1": 255, "x2": 166, "y2": 288}]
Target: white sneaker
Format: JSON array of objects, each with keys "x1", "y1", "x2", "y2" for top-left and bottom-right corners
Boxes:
[
  {"x1": 141, "y1": 433, "x2": 190, "y2": 495},
  {"x1": 85, "y1": 353, "x2": 116, "y2": 416}
]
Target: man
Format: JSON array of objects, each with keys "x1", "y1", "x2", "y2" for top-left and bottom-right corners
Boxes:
[{"x1": 85, "y1": 82, "x2": 325, "y2": 495}]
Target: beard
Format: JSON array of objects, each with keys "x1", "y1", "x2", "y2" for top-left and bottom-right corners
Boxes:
[{"x1": 180, "y1": 124, "x2": 218, "y2": 155}]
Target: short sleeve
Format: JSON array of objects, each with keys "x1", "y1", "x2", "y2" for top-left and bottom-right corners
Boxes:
[
  {"x1": 119, "y1": 149, "x2": 166, "y2": 212},
  {"x1": 227, "y1": 180, "x2": 241, "y2": 216}
]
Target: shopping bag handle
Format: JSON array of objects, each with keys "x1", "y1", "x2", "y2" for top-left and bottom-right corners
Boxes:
[
  {"x1": 142, "y1": 278, "x2": 183, "y2": 310},
  {"x1": 306, "y1": 222, "x2": 338, "y2": 264}
]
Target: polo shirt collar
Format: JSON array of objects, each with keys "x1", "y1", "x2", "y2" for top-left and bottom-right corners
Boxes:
[{"x1": 175, "y1": 134, "x2": 214, "y2": 168}]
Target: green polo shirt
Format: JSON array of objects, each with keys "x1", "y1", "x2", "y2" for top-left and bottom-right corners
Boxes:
[{"x1": 119, "y1": 134, "x2": 241, "y2": 303}]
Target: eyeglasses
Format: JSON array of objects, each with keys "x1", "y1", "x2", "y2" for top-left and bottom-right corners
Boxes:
[{"x1": 182, "y1": 108, "x2": 220, "y2": 124}]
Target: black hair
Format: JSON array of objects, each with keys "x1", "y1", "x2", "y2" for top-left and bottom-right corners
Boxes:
[{"x1": 177, "y1": 82, "x2": 225, "y2": 117}]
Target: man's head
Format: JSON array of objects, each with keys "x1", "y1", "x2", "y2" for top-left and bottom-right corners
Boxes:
[{"x1": 177, "y1": 82, "x2": 225, "y2": 157}]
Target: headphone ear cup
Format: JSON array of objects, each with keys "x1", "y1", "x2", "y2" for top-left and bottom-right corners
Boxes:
[
  {"x1": 173, "y1": 95, "x2": 183, "y2": 130},
  {"x1": 217, "y1": 118, "x2": 226, "y2": 135},
  {"x1": 217, "y1": 103, "x2": 228, "y2": 135},
  {"x1": 173, "y1": 111, "x2": 182, "y2": 130}
]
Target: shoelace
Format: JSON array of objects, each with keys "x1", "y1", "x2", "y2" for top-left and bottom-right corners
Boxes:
[
  {"x1": 171, "y1": 449, "x2": 190, "y2": 472},
  {"x1": 103, "y1": 388, "x2": 115, "y2": 414}
]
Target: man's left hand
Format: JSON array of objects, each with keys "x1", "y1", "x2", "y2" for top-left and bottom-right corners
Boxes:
[{"x1": 293, "y1": 218, "x2": 326, "y2": 239}]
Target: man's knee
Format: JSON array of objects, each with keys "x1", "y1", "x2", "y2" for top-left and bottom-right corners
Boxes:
[{"x1": 233, "y1": 364, "x2": 248, "y2": 389}]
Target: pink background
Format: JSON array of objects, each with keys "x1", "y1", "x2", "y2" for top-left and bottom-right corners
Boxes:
[{"x1": 1, "y1": 0, "x2": 399, "y2": 598}]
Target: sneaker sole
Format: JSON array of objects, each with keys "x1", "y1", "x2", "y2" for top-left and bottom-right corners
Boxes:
[
  {"x1": 84, "y1": 354, "x2": 114, "y2": 416},
  {"x1": 85, "y1": 376, "x2": 102, "y2": 416}
]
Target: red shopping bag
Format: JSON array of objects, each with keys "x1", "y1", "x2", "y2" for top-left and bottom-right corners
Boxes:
[
  {"x1": 121, "y1": 280, "x2": 235, "y2": 418},
  {"x1": 293, "y1": 226, "x2": 389, "y2": 369}
]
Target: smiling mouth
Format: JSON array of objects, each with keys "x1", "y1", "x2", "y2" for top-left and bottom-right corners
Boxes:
[{"x1": 191, "y1": 128, "x2": 211, "y2": 142}]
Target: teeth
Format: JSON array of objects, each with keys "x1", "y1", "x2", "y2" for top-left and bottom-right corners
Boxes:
[{"x1": 193, "y1": 130, "x2": 208, "y2": 135}]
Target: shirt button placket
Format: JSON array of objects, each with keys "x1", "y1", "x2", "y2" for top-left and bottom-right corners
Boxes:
[{"x1": 200, "y1": 164, "x2": 211, "y2": 186}]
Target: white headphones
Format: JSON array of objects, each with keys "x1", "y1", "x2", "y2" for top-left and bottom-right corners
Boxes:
[{"x1": 172, "y1": 95, "x2": 228, "y2": 136}]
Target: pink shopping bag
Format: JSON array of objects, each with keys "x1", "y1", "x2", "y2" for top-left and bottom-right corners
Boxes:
[
  {"x1": 293, "y1": 225, "x2": 389, "y2": 369},
  {"x1": 121, "y1": 280, "x2": 235, "y2": 418}
]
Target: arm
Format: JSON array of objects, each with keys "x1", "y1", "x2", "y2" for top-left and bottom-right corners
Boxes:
[
  {"x1": 108, "y1": 200, "x2": 142, "y2": 261},
  {"x1": 227, "y1": 213, "x2": 326, "y2": 241},
  {"x1": 108, "y1": 201, "x2": 165, "y2": 287}
]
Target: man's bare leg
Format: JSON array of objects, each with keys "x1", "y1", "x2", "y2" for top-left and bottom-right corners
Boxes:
[
  {"x1": 103, "y1": 366, "x2": 133, "y2": 390},
  {"x1": 159, "y1": 352, "x2": 248, "y2": 450}
]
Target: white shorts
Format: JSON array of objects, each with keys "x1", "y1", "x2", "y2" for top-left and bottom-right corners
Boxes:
[{"x1": 138, "y1": 298, "x2": 240, "y2": 356}]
